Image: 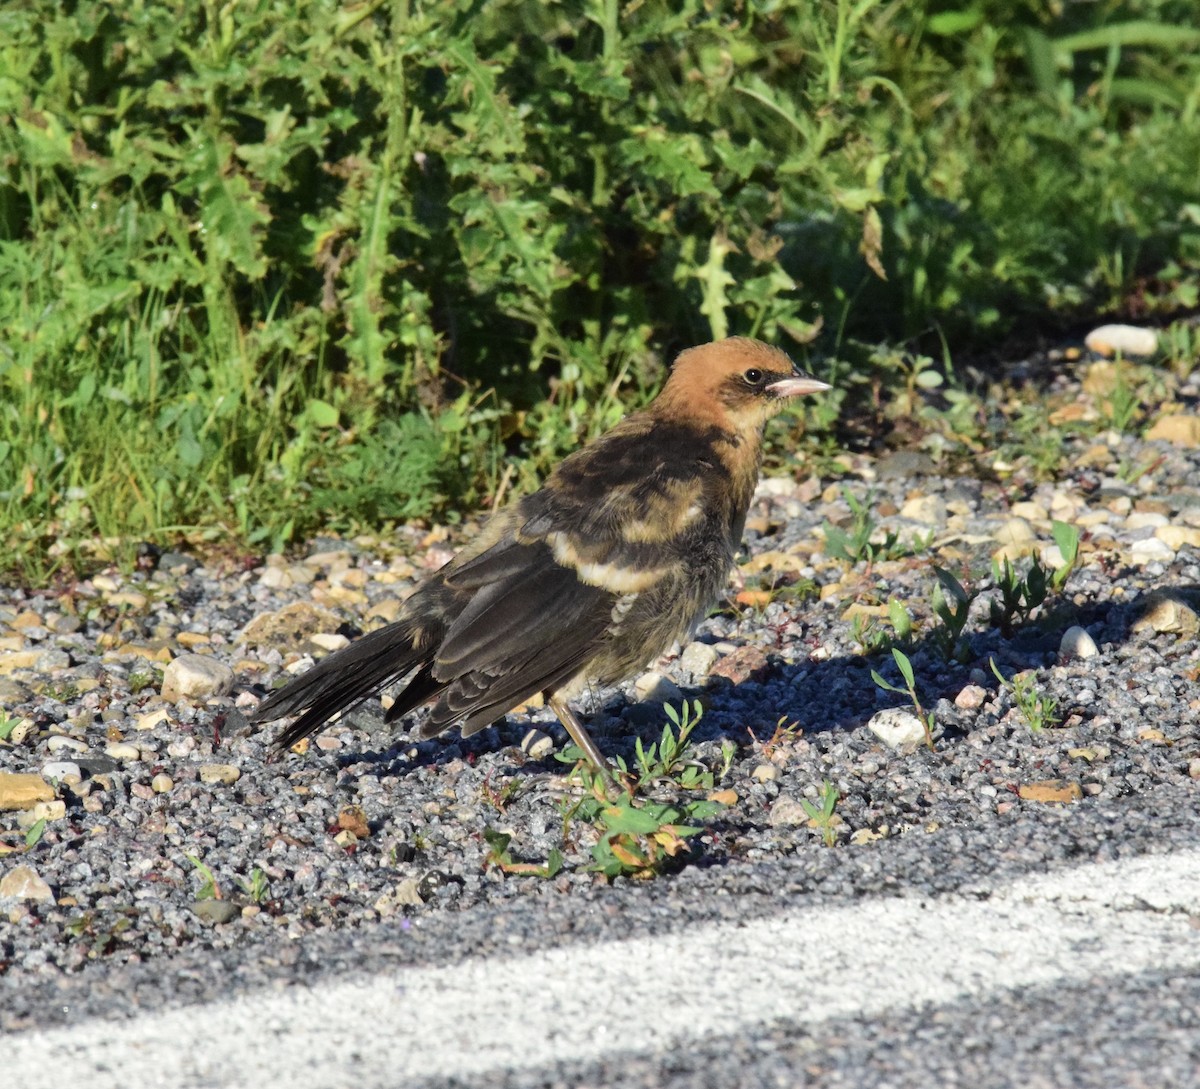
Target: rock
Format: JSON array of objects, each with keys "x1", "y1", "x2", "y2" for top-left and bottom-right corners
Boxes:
[
  {"x1": 1084, "y1": 324, "x2": 1159, "y2": 358},
  {"x1": 875, "y1": 451, "x2": 936, "y2": 478},
  {"x1": 1059, "y1": 626, "x2": 1099, "y2": 660},
  {"x1": 954, "y1": 684, "x2": 987, "y2": 710},
  {"x1": 751, "y1": 763, "x2": 779, "y2": 782},
  {"x1": 1129, "y1": 537, "x2": 1175, "y2": 564},
  {"x1": 1145, "y1": 414, "x2": 1200, "y2": 448},
  {"x1": 199, "y1": 764, "x2": 241, "y2": 786},
  {"x1": 241, "y1": 602, "x2": 344, "y2": 650},
  {"x1": 1131, "y1": 592, "x2": 1200, "y2": 637},
  {"x1": 0, "y1": 864, "x2": 54, "y2": 902},
  {"x1": 161, "y1": 654, "x2": 234, "y2": 702},
  {"x1": 679, "y1": 642, "x2": 720, "y2": 678},
  {"x1": 309, "y1": 632, "x2": 351, "y2": 652},
  {"x1": 767, "y1": 796, "x2": 810, "y2": 827},
  {"x1": 105, "y1": 743, "x2": 142, "y2": 761},
  {"x1": 135, "y1": 709, "x2": 171, "y2": 732},
  {"x1": 1018, "y1": 779, "x2": 1083, "y2": 804},
  {"x1": 192, "y1": 900, "x2": 240, "y2": 925},
  {"x1": 1156, "y1": 525, "x2": 1200, "y2": 550},
  {"x1": 709, "y1": 645, "x2": 770, "y2": 684},
  {"x1": 41, "y1": 761, "x2": 82, "y2": 782},
  {"x1": 0, "y1": 773, "x2": 54, "y2": 811},
  {"x1": 151, "y1": 774, "x2": 175, "y2": 793},
  {"x1": 18, "y1": 800, "x2": 66, "y2": 828},
  {"x1": 45, "y1": 735, "x2": 88, "y2": 756},
  {"x1": 633, "y1": 671, "x2": 684, "y2": 705},
  {"x1": 866, "y1": 707, "x2": 927, "y2": 752},
  {"x1": 898, "y1": 494, "x2": 946, "y2": 524},
  {"x1": 520, "y1": 729, "x2": 555, "y2": 760}
]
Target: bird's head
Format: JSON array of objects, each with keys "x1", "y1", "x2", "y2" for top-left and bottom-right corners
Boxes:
[{"x1": 657, "y1": 337, "x2": 830, "y2": 435}]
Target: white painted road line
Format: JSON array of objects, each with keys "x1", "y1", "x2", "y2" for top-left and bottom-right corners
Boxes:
[{"x1": 11, "y1": 850, "x2": 1200, "y2": 1088}]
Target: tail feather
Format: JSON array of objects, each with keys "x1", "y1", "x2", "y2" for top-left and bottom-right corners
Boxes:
[{"x1": 250, "y1": 621, "x2": 430, "y2": 750}]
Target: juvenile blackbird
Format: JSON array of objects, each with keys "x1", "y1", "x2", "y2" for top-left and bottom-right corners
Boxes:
[{"x1": 249, "y1": 337, "x2": 829, "y2": 788}]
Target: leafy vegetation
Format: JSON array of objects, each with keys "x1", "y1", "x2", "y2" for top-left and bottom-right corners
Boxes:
[{"x1": 1, "y1": 1, "x2": 1198, "y2": 575}]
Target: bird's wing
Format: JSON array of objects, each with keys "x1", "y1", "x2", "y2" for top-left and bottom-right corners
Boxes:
[{"x1": 421, "y1": 418, "x2": 727, "y2": 736}]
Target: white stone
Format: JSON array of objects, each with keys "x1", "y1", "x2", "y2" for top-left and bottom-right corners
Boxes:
[
  {"x1": 309, "y1": 633, "x2": 351, "y2": 652},
  {"x1": 199, "y1": 763, "x2": 241, "y2": 786},
  {"x1": 866, "y1": 707, "x2": 927, "y2": 752},
  {"x1": 105, "y1": 743, "x2": 142, "y2": 761},
  {"x1": 633, "y1": 671, "x2": 684, "y2": 705},
  {"x1": 41, "y1": 761, "x2": 81, "y2": 782},
  {"x1": 679, "y1": 642, "x2": 720, "y2": 678},
  {"x1": 520, "y1": 730, "x2": 555, "y2": 760},
  {"x1": 1129, "y1": 537, "x2": 1176, "y2": 564},
  {"x1": 45, "y1": 735, "x2": 88, "y2": 754},
  {"x1": 1060, "y1": 626, "x2": 1099, "y2": 660},
  {"x1": 161, "y1": 654, "x2": 234, "y2": 702},
  {"x1": 1084, "y1": 324, "x2": 1159, "y2": 358}
]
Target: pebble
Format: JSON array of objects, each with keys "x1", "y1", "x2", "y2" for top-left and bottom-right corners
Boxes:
[
  {"x1": 0, "y1": 773, "x2": 54, "y2": 811},
  {"x1": 954, "y1": 685, "x2": 987, "y2": 710},
  {"x1": 151, "y1": 774, "x2": 175, "y2": 794},
  {"x1": 161, "y1": 654, "x2": 235, "y2": 702},
  {"x1": 1060, "y1": 626, "x2": 1099, "y2": 660},
  {"x1": 1084, "y1": 324, "x2": 1159, "y2": 358},
  {"x1": 520, "y1": 730, "x2": 555, "y2": 760},
  {"x1": 633, "y1": 671, "x2": 684, "y2": 705},
  {"x1": 751, "y1": 764, "x2": 780, "y2": 782},
  {"x1": 0, "y1": 865, "x2": 54, "y2": 902},
  {"x1": 866, "y1": 708, "x2": 927, "y2": 752},
  {"x1": 105, "y1": 743, "x2": 143, "y2": 762},
  {"x1": 767, "y1": 796, "x2": 810, "y2": 827},
  {"x1": 45, "y1": 735, "x2": 88, "y2": 754},
  {"x1": 41, "y1": 761, "x2": 82, "y2": 782},
  {"x1": 199, "y1": 764, "x2": 242, "y2": 786},
  {"x1": 679, "y1": 641, "x2": 720, "y2": 678},
  {"x1": 1145, "y1": 414, "x2": 1200, "y2": 448}
]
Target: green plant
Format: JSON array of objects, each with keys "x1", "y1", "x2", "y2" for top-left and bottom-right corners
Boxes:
[
  {"x1": 0, "y1": 714, "x2": 20, "y2": 742},
  {"x1": 870, "y1": 648, "x2": 936, "y2": 750},
  {"x1": 236, "y1": 868, "x2": 272, "y2": 904},
  {"x1": 930, "y1": 566, "x2": 976, "y2": 662},
  {"x1": 822, "y1": 488, "x2": 931, "y2": 566},
  {"x1": 483, "y1": 829, "x2": 564, "y2": 879},
  {"x1": 127, "y1": 671, "x2": 157, "y2": 695},
  {"x1": 989, "y1": 521, "x2": 1079, "y2": 636},
  {"x1": 990, "y1": 658, "x2": 1060, "y2": 732},
  {"x1": 24, "y1": 817, "x2": 47, "y2": 849},
  {"x1": 800, "y1": 780, "x2": 842, "y2": 848},
  {"x1": 557, "y1": 699, "x2": 726, "y2": 879},
  {"x1": 185, "y1": 854, "x2": 220, "y2": 900}
]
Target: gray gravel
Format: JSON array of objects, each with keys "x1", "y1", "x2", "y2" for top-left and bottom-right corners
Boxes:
[{"x1": 1, "y1": 348, "x2": 1199, "y2": 1074}]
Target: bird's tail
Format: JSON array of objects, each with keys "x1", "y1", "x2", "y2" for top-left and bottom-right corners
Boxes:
[{"x1": 249, "y1": 621, "x2": 429, "y2": 751}]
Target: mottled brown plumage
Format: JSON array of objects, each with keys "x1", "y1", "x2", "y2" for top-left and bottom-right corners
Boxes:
[{"x1": 249, "y1": 337, "x2": 829, "y2": 785}]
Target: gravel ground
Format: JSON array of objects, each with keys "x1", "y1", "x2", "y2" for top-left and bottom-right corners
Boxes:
[{"x1": 1, "y1": 345, "x2": 1199, "y2": 1035}]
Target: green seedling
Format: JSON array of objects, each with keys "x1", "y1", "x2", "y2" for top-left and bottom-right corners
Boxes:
[
  {"x1": 24, "y1": 818, "x2": 47, "y2": 849},
  {"x1": 0, "y1": 714, "x2": 20, "y2": 742},
  {"x1": 823, "y1": 488, "x2": 932, "y2": 566},
  {"x1": 800, "y1": 780, "x2": 841, "y2": 848},
  {"x1": 871, "y1": 648, "x2": 936, "y2": 750},
  {"x1": 483, "y1": 829, "x2": 564, "y2": 879},
  {"x1": 236, "y1": 867, "x2": 272, "y2": 904},
  {"x1": 930, "y1": 566, "x2": 975, "y2": 662},
  {"x1": 185, "y1": 854, "x2": 221, "y2": 900},
  {"x1": 990, "y1": 658, "x2": 1060, "y2": 732},
  {"x1": 989, "y1": 521, "x2": 1079, "y2": 636}
]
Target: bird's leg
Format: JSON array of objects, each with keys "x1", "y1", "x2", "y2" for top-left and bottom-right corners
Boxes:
[{"x1": 547, "y1": 693, "x2": 620, "y2": 800}]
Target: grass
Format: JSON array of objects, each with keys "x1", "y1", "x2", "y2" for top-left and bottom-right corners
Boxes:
[{"x1": 0, "y1": 2, "x2": 1198, "y2": 579}]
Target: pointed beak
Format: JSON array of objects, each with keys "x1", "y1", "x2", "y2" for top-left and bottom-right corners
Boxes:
[{"x1": 766, "y1": 370, "x2": 831, "y2": 398}]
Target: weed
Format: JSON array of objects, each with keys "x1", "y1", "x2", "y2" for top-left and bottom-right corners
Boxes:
[
  {"x1": 800, "y1": 781, "x2": 842, "y2": 848},
  {"x1": 990, "y1": 659, "x2": 1059, "y2": 732},
  {"x1": 871, "y1": 648, "x2": 936, "y2": 750},
  {"x1": 483, "y1": 829, "x2": 564, "y2": 879},
  {"x1": 0, "y1": 714, "x2": 20, "y2": 742},
  {"x1": 185, "y1": 854, "x2": 220, "y2": 900},
  {"x1": 823, "y1": 488, "x2": 931, "y2": 565},
  {"x1": 24, "y1": 818, "x2": 46, "y2": 849},
  {"x1": 236, "y1": 868, "x2": 272, "y2": 904},
  {"x1": 557, "y1": 700, "x2": 727, "y2": 880},
  {"x1": 930, "y1": 566, "x2": 976, "y2": 662},
  {"x1": 127, "y1": 671, "x2": 157, "y2": 695},
  {"x1": 989, "y1": 521, "x2": 1079, "y2": 636}
]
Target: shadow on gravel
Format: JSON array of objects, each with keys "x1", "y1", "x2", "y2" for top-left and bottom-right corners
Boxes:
[{"x1": 256, "y1": 581, "x2": 1200, "y2": 778}]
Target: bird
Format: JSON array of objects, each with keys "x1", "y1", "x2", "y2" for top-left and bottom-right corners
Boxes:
[{"x1": 249, "y1": 337, "x2": 830, "y2": 792}]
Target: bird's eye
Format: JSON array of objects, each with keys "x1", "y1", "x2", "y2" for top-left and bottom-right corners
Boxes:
[{"x1": 743, "y1": 368, "x2": 764, "y2": 385}]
